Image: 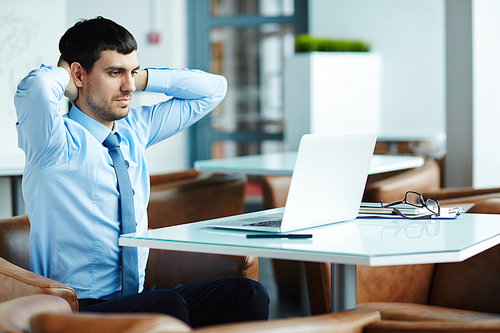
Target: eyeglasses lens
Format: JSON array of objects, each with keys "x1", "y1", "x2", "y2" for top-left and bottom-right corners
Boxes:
[
  {"x1": 426, "y1": 198, "x2": 439, "y2": 213},
  {"x1": 405, "y1": 192, "x2": 424, "y2": 206}
]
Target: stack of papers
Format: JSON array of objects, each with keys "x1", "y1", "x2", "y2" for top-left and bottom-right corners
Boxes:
[
  {"x1": 358, "y1": 202, "x2": 464, "y2": 219},
  {"x1": 359, "y1": 202, "x2": 429, "y2": 216}
]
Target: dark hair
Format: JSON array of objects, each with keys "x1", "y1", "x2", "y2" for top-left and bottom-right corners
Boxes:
[{"x1": 59, "y1": 16, "x2": 137, "y2": 72}]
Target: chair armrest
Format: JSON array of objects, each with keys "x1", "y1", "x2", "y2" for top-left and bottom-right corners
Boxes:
[
  {"x1": 366, "y1": 319, "x2": 500, "y2": 332},
  {"x1": 359, "y1": 302, "x2": 500, "y2": 321},
  {"x1": 0, "y1": 257, "x2": 78, "y2": 311},
  {"x1": 467, "y1": 198, "x2": 500, "y2": 214},
  {"x1": 30, "y1": 312, "x2": 191, "y2": 333},
  {"x1": 30, "y1": 307, "x2": 381, "y2": 333},
  {"x1": 423, "y1": 186, "x2": 500, "y2": 199},
  {"x1": 0, "y1": 294, "x2": 71, "y2": 333},
  {"x1": 145, "y1": 249, "x2": 259, "y2": 290},
  {"x1": 194, "y1": 307, "x2": 381, "y2": 333}
]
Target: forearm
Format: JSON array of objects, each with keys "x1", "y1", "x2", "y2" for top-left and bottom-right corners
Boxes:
[
  {"x1": 140, "y1": 68, "x2": 227, "y2": 147},
  {"x1": 134, "y1": 70, "x2": 148, "y2": 91},
  {"x1": 145, "y1": 68, "x2": 227, "y2": 101}
]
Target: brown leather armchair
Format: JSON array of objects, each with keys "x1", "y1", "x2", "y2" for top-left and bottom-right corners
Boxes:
[
  {"x1": 261, "y1": 159, "x2": 442, "y2": 210},
  {"x1": 362, "y1": 158, "x2": 441, "y2": 203},
  {"x1": 260, "y1": 175, "x2": 302, "y2": 301},
  {"x1": 0, "y1": 294, "x2": 382, "y2": 333},
  {"x1": 304, "y1": 198, "x2": 500, "y2": 322},
  {"x1": 305, "y1": 159, "x2": 444, "y2": 315},
  {"x1": 360, "y1": 197, "x2": 500, "y2": 320},
  {"x1": 5, "y1": 294, "x2": 500, "y2": 333},
  {"x1": 364, "y1": 156, "x2": 500, "y2": 208},
  {"x1": 148, "y1": 169, "x2": 248, "y2": 229},
  {"x1": 0, "y1": 216, "x2": 78, "y2": 311},
  {"x1": 262, "y1": 160, "x2": 500, "y2": 321},
  {"x1": 146, "y1": 170, "x2": 258, "y2": 289},
  {"x1": 423, "y1": 186, "x2": 500, "y2": 207},
  {"x1": 0, "y1": 170, "x2": 257, "y2": 312}
]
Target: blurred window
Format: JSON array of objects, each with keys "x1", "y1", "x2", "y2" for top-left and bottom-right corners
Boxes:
[{"x1": 188, "y1": 0, "x2": 308, "y2": 162}]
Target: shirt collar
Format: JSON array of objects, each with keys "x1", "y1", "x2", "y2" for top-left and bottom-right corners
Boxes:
[{"x1": 68, "y1": 105, "x2": 115, "y2": 144}]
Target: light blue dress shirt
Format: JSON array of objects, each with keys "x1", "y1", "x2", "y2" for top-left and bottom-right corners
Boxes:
[{"x1": 15, "y1": 65, "x2": 227, "y2": 300}]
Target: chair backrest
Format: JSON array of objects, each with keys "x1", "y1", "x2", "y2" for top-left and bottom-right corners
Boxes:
[
  {"x1": 0, "y1": 215, "x2": 30, "y2": 270},
  {"x1": 428, "y1": 198, "x2": 500, "y2": 314},
  {"x1": 145, "y1": 170, "x2": 258, "y2": 289},
  {"x1": 148, "y1": 170, "x2": 247, "y2": 229},
  {"x1": 303, "y1": 262, "x2": 437, "y2": 315},
  {"x1": 429, "y1": 245, "x2": 500, "y2": 314},
  {"x1": 261, "y1": 175, "x2": 291, "y2": 209},
  {"x1": 363, "y1": 159, "x2": 441, "y2": 203}
]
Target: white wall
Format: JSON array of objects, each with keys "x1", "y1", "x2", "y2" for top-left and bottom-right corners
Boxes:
[
  {"x1": 0, "y1": 0, "x2": 66, "y2": 218},
  {"x1": 473, "y1": 0, "x2": 500, "y2": 188},
  {"x1": 66, "y1": 0, "x2": 189, "y2": 175},
  {"x1": 308, "y1": 0, "x2": 446, "y2": 144}
]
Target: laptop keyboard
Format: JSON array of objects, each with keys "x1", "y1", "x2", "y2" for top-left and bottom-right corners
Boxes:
[{"x1": 243, "y1": 219, "x2": 282, "y2": 227}]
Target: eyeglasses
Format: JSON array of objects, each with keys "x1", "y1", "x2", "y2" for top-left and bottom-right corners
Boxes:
[{"x1": 379, "y1": 191, "x2": 441, "y2": 220}]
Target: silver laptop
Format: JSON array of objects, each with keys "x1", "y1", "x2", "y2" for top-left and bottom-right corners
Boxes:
[{"x1": 207, "y1": 131, "x2": 377, "y2": 233}]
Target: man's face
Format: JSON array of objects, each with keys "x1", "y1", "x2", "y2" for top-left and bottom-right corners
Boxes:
[{"x1": 78, "y1": 50, "x2": 139, "y2": 129}]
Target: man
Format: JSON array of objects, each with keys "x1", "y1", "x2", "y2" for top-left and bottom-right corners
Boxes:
[{"x1": 15, "y1": 17, "x2": 269, "y2": 328}]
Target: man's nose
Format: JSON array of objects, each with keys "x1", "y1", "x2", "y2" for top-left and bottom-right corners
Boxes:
[{"x1": 122, "y1": 73, "x2": 136, "y2": 93}]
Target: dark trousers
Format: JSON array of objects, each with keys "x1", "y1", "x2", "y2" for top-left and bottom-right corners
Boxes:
[{"x1": 79, "y1": 277, "x2": 270, "y2": 328}]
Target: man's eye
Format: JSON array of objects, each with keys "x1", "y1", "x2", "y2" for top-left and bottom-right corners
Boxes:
[
  {"x1": 110, "y1": 71, "x2": 120, "y2": 76},
  {"x1": 132, "y1": 71, "x2": 138, "y2": 76}
]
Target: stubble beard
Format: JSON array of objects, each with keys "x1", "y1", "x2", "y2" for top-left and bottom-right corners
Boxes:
[
  {"x1": 85, "y1": 82, "x2": 131, "y2": 122},
  {"x1": 87, "y1": 94, "x2": 130, "y2": 122}
]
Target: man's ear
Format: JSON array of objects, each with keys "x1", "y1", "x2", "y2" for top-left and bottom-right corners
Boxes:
[{"x1": 70, "y1": 62, "x2": 85, "y2": 88}]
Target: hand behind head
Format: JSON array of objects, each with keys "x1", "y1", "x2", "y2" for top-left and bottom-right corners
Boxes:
[{"x1": 58, "y1": 56, "x2": 78, "y2": 104}]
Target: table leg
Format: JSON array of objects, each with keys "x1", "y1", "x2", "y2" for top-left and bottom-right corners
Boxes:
[
  {"x1": 10, "y1": 176, "x2": 25, "y2": 216},
  {"x1": 331, "y1": 263, "x2": 356, "y2": 312}
]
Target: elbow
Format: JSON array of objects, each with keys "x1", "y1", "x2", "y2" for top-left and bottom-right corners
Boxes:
[{"x1": 16, "y1": 67, "x2": 67, "y2": 104}]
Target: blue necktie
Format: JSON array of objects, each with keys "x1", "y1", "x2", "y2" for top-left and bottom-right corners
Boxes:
[{"x1": 103, "y1": 132, "x2": 139, "y2": 297}]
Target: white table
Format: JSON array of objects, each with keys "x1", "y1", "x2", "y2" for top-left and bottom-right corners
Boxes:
[
  {"x1": 194, "y1": 153, "x2": 424, "y2": 176},
  {"x1": 120, "y1": 211, "x2": 500, "y2": 312},
  {"x1": 0, "y1": 154, "x2": 25, "y2": 216}
]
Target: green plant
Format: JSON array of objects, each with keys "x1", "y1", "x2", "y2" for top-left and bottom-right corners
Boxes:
[{"x1": 295, "y1": 34, "x2": 370, "y2": 53}]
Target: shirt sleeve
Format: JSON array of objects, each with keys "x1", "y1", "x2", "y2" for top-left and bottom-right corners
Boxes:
[
  {"x1": 15, "y1": 65, "x2": 69, "y2": 166},
  {"x1": 131, "y1": 68, "x2": 227, "y2": 148}
]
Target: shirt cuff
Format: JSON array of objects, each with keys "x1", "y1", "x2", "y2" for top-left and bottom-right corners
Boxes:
[{"x1": 144, "y1": 68, "x2": 171, "y2": 94}]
